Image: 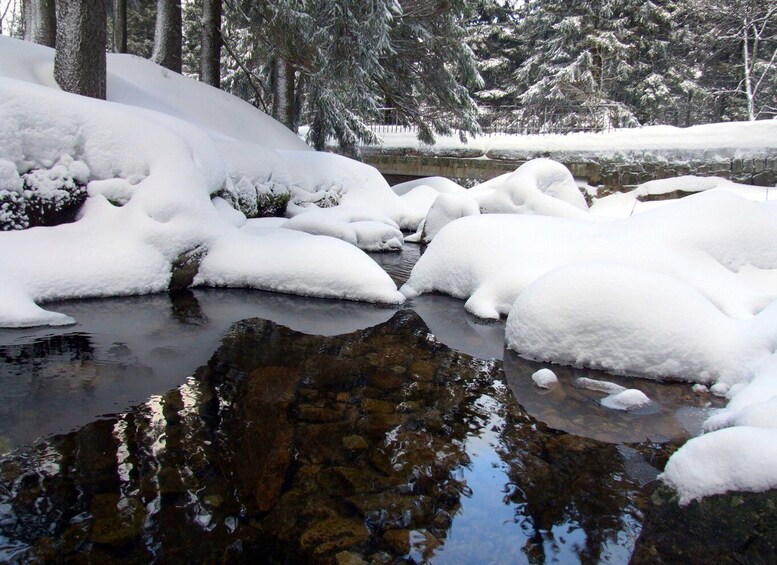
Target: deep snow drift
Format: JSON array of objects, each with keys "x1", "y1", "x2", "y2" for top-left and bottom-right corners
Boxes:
[{"x1": 0, "y1": 37, "x2": 415, "y2": 327}]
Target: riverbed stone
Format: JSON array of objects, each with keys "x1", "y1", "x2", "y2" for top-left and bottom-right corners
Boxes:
[
  {"x1": 89, "y1": 494, "x2": 145, "y2": 547},
  {"x1": 299, "y1": 516, "x2": 369, "y2": 558},
  {"x1": 343, "y1": 435, "x2": 369, "y2": 452}
]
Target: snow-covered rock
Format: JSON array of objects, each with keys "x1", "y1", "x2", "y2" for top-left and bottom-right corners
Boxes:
[{"x1": 531, "y1": 368, "x2": 558, "y2": 389}]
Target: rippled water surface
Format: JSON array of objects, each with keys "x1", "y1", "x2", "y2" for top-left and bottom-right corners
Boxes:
[{"x1": 0, "y1": 245, "x2": 724, "y2": 563}]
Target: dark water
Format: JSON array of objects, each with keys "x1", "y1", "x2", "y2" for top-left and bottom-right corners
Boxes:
[{"x1": 0, "y1": 245, "x2": 724, "y2": 563}]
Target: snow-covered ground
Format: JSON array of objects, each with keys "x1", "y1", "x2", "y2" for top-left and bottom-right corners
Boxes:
[{"x1": 2, "y1": 36, "x2": 777, "y2": 506}]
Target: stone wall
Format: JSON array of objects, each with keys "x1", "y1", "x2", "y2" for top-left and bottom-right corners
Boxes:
[
  {"x1": 361, "y1": 147, "x2": 777, "y2": 190},
  {"x1": 566, "y1": 156, "x2": 775, "y2": 190}
]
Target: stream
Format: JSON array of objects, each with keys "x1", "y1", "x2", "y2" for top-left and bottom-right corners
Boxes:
[{"x1": 0, "y1": 244, "x2": 724, "y2": 563}]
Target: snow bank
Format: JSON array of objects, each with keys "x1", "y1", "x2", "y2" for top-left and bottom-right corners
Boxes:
[
  {"x1": 478, "y1": 158, "x2": 588, "y2": 217},
  {"x1": 591, "y1": 175, "x2": 774, "y2": 218},
  {"x1": 403, "y1": 191, "x2": 777, "y2": 320},
  {"x1": 194, "y1": 229, "x2": 403, "y2": 303},
  {"x1": 660, "y1": 354, "x2": 777, "y2": 503},
  {"x1": 505, "y1": 262, "x2": 775, "y2": 384},
  {"x1": 0, "y1": 37, "x2": 405, "y2": 327},
  {"x1": 283, "y1": 205, "x2": 403, "y2": 251}
]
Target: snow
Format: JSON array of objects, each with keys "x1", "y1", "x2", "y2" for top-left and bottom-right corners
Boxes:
[
  {"x1": 0, "y1": 36, "x2": 405, "y2": 327},
  {"x1": 660, "y1": 426, "x2": 777, "y2": 505},
  {"x1": 531, "y1": 368, "x2": 558, "y2": 389},
  {"x1": 283, "y1": 205, "x2": 403, "y2": 251},
  {"x1": 403, "y1": 191, "x2": 777, "y2": 321},
  {"x1": 600, "y1": 389, "x2": 652, "y2": 411},
  {"x1": 416, "y1": 159, "x2": 591, "y2": 244},
  {"x1": 391, "y1": 176, "x2": 467, "y2": 196},
  {"x1": 370, "y1": 120, "x2": 777, "y2": 160},
  {"x1": 590, "y1": 175, "x2": 774, "y2": 218}
]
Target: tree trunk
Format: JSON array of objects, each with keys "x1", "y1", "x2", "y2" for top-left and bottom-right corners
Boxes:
[
  {"x1": 54, "y1": 0, "x2": 106, "y2": 99},
  {"x1": 152, "y1": 0, "x2": 182, "y2": 73},
  {"x1": 24, "y1": 0, "x2": 56, "y2": 47},
  {"x1": 113, "y1": 0, "x2": 127, "y2": 53},
  {"x1": 271, "y1": 58, "x2": 296, "y2": 131},
  {"x1": 200, "y1": 0, "x2": 221, "y2": 88}
]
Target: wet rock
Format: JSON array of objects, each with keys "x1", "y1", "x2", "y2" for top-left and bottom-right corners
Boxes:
[
  {"x1": 408, "y1": 359, "x2": 438, "y2": 383},
  {"x1": 348, "y1": 493, "x2": 434, "y2": 530},
  {"x1": 169, "y1": 246, "x2": 207, "y2": 293},
  {"x1": 381, "y1": 529, "x2": 440, "y2": 559},
  {"x1": 303, "y1": 357, "x2": 364, "y2": 391},
  {"x1": 299, "y1": 517, "x2": 369, "y2": 558},
  {"x1": 318, "y1": 466, "x2": 399, "y2": 497},
  {"x1": 343, "y1": 435, "x2": 369, "y2": 452},
  {"x1": 336, "y1": 550, "x2": 368, "y2": 565},
  {"x1": 298, "y1": 404, "x2": 346, "y2": 423},
  {"x1": 227, "y1": 365, "x2": 300, "y2": 512},
  {"x1": 632, "y1": 484, "x2": 777, "y2": 563},
  {"x1": 361, "y1": 398, "x2": 396, "y2": 414},
  {"x1": 367, "y1": 372, "x2": 407, "y2": 392},
  {"x1": 297, "y1": 422, "x2": 352, "y2": 465},
  {"x1": 89, "y1": 494, "x2": 145, "y2": 547}
]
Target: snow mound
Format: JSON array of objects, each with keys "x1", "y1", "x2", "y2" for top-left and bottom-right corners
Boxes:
[
  {"x1": 660, "y1": 426, "x2": 777, "y2": 505},
  {"x1": 591, "y1": 175, "x2": 773, "y2": 218},
  {"x1": 478, "y1": 158, "x2": 588, "y2": 217},
  {"x1": 422, "y1": 193, "x2": 480, "y2": 243},
  {"x1": 505, "y1": 262, "x2": 775, "y2": 384},
  {"x1": 600, "y1": 389, "x2": 652, "y2": 411},
  {"x1": 391, "y1": 176, "x2": 467, "y2": 196},
  {"x1": 531, "y1": 368, "x2": 558, "y2": 389},
  {"x1": 418, "y1": 159, "x2": 590, "y2": 243},
  {"x1": 194, "y1": 229, "x2": 404, "y2": 303},
  {"x1": 403, "y1": 191, "x2": 777, "y2": 321},
  {"x1": 284, "y1": 206, "x2": 403, "y2": 251}
]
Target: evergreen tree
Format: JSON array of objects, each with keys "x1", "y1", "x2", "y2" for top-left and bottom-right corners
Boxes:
[
  {"x1": 513, "y1": 0, "x2": 637, "y2": 132},
  {"x1": 200, "y1": 0, "x2": 221, "y2": 87},
  {"x1": 219, "y1": 0, "x2": 480, "y2": 148},
  {"x1": 152, "y1": 0, "x2": 182, "y2": 73},
  {"x1": 54, "y1": 0, "x2": 107, "y2": 99},
  {"x1": 685, "y1": 0, "x2": 776, "y2": 121},
  {"x1": 23, "y1": 0, "x2": 56, "y2": 47},
  {"x1": 126, "y1": 0, "x2": 156, "y2": 58}
]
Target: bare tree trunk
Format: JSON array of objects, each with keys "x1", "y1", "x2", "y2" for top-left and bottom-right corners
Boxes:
[
  {"x1": 54, "y1": 0, "x2": 106, "y2": 99},
  {"x1": 200, "y1": 0, "x2": 221, "y2": 88},
  {"x1": 23, "y1": 0, "x2": 56, "y2": 47},
  {"x1": 113, "y1": 0, "x2": 127, "y2": 53},
  {"x1": 152, "y1": 0, "x2": 182, "y2": 73},
  {"x1": 271, "y1": 58, "x2": 296, "y2": 131}
]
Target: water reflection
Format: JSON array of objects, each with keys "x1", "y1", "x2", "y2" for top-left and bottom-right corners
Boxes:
[
  {"x1": 0, "y1": 312, "x2": 676, "y2": 563},
  {"x1": 0, "y1": 290, "x2": 399, "y2": 452}
]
